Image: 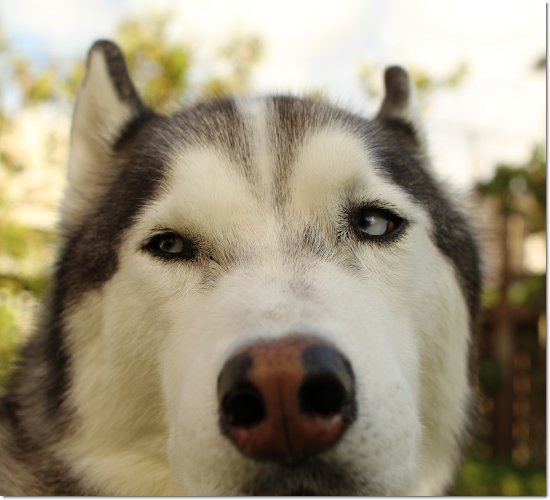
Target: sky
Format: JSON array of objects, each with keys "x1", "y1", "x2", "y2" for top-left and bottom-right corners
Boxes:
[{"x1": 0, "y1": 0, "x2": 545, "y2": 187}]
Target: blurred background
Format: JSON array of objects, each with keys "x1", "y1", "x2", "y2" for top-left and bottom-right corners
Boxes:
[{"x1": 0, "y1": 0, "x2": 545, "y2": 495}]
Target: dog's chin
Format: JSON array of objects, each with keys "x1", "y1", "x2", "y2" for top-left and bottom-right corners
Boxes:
[{"x1": 241, "y1": 458, "x2": 363, "y2": 496}]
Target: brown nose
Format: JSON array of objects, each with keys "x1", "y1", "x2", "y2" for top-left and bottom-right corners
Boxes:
[{"x1": 217, "y1": 337, "x2": 356, "y2": 463}]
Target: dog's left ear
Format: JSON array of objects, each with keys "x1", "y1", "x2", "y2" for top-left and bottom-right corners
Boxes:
[
  {"x1": 376, "y1": 66, "x2": 426, "y2": 147},
  {"x1": 62, "y1": 40, "x2": 151, "y2": 230}
]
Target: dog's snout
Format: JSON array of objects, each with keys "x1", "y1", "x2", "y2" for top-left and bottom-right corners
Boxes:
[{"x1": 217, "y1": 337, "x2": 356, "y2": 462}]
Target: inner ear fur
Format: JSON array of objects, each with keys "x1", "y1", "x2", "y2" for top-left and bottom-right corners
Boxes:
[{"x1": 61, "y1": 40, "x2": 151, "y2": 231}]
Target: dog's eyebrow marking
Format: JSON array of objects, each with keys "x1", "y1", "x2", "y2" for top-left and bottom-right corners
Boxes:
[
  {"x1": 173, "y1": 99, "x2": 255, "y2": 185},
  {"x1": 269, "y1": 97, "x2": 316, "y2": 209},
  {"x1": 267, "y1": 98, "x2": 368, "y2": 211}
]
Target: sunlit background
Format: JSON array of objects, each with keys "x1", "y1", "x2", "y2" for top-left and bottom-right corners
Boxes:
[{"x1": 0, "y1": 0, "x2": 545, "y2": 495}]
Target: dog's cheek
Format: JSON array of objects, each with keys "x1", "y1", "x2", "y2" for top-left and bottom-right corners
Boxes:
[{"x1": 332, "y1": 303, "x2": 421, "y2": 494}]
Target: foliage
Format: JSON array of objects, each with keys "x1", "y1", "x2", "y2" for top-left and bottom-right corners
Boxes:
[
  {"x1": 0, "y1": 298, "x2": 19, "y2": 387},
  {"x1": 0, "y1": 220, "x2": 54, "y2": 260},
  {"x1": 477, "y1": 144, "x2": 545, "y2": 225},
  {"x1": 0, "y1": 11, "x2": 263, "y2": 111},
  {"x1": 202, "y1": 34, "x2": 263, "y2": 98},
  {"x1": 116, "y1": 13, "x2": 263, "y2": 108},
  {"x1": 0, "y1": 205, "x2": 53, "y2": 386},
  {"x1": 534, "y1": 53, "x2": 546, "y2": 71},
  {"x1": 117, "y1": 11, "x2": 192, "y2": 112},
  {"x1": 477, "y1": 143, "x2": 546, "y2": 315},
  {"x1": 452, "y1": 457, "x2": 546, "y2": 496},
  {"x1": 471, "y1": 140, "x2": 546, "y2": 492},
  {"x1": 358, "y1": 59, "x2": 468, "y2": 107},
  {"x1": 409, "y1": 62, "x2": 468, "y2": 95},
  {"x1": 0, "y1": 27, "x2": 76, "y2": 106}
]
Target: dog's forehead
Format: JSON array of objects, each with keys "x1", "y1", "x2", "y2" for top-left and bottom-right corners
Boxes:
[{"x1": 145, "y1": 97, "x2": 414, "y2": 233}]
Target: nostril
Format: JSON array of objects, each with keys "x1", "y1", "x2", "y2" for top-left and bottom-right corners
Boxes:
[
  {"x1": 299, "y1": 375, "x2": 347, "y2": 416},
  {"x1": 222, "y1": 382, "x2": 266, "y2": 427},
  {"x1": 300, "y1": 344, "x2": 355, "y2": 421}
]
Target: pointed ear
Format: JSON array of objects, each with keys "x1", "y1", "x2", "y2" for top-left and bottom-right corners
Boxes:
[
  {"x1": 376, "y1": 66, "x2": 426, "y2": 147},
  {"x1": 62, "y1": 40, "x2": 150, "y2": 229}
]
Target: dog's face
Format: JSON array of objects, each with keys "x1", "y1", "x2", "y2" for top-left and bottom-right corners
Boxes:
[{"x1": 58, "y1": 42, "x2": 480, "y2": 495}]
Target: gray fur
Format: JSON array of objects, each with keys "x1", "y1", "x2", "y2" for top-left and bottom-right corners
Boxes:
[{"x1": 0, "y1": 41, "x2": 481, "y2": 495}]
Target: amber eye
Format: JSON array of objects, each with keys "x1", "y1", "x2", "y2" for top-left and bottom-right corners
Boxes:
[
  {"x1": 354, "y1": 209, "x2": 403, "y2": 239},
  {"x1": 144, "y1": 232, "x2": 196, "y2": 260}
]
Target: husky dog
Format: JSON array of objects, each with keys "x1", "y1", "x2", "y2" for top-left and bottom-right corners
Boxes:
[{"x1": 0, "y1": 40, "x2": 481, "y2": 496}]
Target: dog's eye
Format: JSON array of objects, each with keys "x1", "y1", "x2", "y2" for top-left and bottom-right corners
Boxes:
[
  {"x1": 354, "y1": 210, "x2": 403, "y2": 238},
  {"x1": 156, "y1": 235, "x2": 184, "y2": 253},
  {"x1": 144, "y1": 233, "x2": 196, "y2": 260}
]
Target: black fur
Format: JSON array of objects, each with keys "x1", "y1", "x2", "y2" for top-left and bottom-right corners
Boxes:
[{"x1": 0, "y1": 42, "x2": 481, "y2": 495}]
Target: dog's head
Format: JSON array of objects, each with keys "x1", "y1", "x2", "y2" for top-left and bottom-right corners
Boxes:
[{"x1": 57, "y1": 41, "x2": 480, "y2": 495}]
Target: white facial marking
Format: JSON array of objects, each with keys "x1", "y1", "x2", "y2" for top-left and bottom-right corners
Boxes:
[{"x1": 62, "y1": 96, "x2": 473, "y2": 496}]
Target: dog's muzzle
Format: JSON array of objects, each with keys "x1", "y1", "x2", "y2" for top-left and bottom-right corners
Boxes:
[{"x1": 217, "y1": 336, "x2": 356, "y2": 463}]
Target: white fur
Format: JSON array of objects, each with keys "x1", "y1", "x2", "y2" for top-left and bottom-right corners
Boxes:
[
  {"x1": 61, "y1": 48, "x2": 134, "y2": 234},
  {"x1": 58, "y1": 99, "x2": 472, "y2": 494},
  {"x1": 55, "y1": 49, "x2": 473, "y2": 495}
]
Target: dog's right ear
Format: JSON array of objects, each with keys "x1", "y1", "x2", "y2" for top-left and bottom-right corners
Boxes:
[
  {"x1": 62, "y1": 40, "x2": 151, "y2": 229},
  {"x1": 376, "y1": 66, "x2": 426, "y2": 150}
]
